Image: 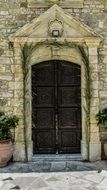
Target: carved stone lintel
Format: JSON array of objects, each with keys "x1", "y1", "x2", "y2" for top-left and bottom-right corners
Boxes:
[{"x1": 85, "y1": 38, "x2": 102, "y2": 48}]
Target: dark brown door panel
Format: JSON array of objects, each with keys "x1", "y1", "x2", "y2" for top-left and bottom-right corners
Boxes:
[{"x1": 32, "y1": 60, "x2": 81, "y2": 154}]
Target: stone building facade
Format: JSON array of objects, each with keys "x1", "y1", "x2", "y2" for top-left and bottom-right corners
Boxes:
[{"x1": 0, "y1": 0, "x2": 107, "y2": 161}]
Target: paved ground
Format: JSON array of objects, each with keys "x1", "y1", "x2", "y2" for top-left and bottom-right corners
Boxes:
[
  {"x1": 0, "y1": 160, "x2": 107, "y2": 173},
  {"x1": 0, "y1": 161, "x2": 107, "y2": 189},
  {"x1": 0, "y1": 170, "x2": 107, "y2": 190}
]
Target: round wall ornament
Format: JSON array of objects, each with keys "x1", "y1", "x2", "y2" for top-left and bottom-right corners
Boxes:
[{"x1": 48, "y1": 19, "x2": 63, "y2": 37}]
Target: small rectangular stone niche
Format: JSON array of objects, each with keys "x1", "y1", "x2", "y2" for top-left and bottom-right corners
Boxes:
[{"x1": 28, "y1": 0, "x2": 84, "y2": 8}]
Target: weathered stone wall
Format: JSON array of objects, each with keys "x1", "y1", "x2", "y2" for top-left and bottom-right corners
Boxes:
[{"x1": 0, "y1": 0, "x2": 107, "y2": 160}]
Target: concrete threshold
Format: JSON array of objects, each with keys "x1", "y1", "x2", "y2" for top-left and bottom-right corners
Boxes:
[{"x1": 32, "y1": 154, "x2": 83, "y2": 162}]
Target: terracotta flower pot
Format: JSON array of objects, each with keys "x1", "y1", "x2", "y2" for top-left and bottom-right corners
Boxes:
[{"x1": 0, "y1": 140, "x2": 13, "y2": 167}]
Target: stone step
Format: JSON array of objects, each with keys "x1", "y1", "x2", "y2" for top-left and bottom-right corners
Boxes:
[{"x1": 32, "y1": 154, "x2": 83, "y2": 162}]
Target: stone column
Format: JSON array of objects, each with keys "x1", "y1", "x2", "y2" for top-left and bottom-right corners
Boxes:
[
  {"x1": 81, "y1": 62, "x2": 89, "y2": 160},
  {"x1": 24, "y1": 47, "x2": 33, "y2": 161},
  {"x1": 85, "y1": 38, "x2": 102, "y2": 161},
  {"x1": 12, "y1": 41, "x2": 26, "y2": 161}
]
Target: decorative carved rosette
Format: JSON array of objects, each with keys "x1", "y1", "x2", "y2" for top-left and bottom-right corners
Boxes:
[{"x1": 48, "y1": 19, "x2": 63, "y2": 37}]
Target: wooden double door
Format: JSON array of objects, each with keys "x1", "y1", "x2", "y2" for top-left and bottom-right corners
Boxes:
[{"x1": 32, "y1": 60, "x2": 81, "y2": 154}]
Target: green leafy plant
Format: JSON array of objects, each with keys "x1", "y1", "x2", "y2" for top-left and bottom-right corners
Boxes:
[
  {"x1": 95, "y1": 108, "x2": 107, "y2": 126},
  {"x1": 0, "y1": 112, "x2": 19, "y2": 141}
]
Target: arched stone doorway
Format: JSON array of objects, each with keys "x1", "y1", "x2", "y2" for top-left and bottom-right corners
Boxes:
[
  {"x1": 9, "y1": 5, "x2": 102, "y2": 161},
  {"x1": 32, "y1": 60, "x2": 81, "y2": 154}
]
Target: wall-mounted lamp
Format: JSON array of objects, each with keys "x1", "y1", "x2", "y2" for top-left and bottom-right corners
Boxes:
[{"x1": 52, "y1": 30, "x2": 60, "y2": 37}]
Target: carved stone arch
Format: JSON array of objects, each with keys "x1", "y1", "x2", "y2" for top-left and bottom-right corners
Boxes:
[{"x1": 21, "y1": 43, "x2": 89, "y2": 160}]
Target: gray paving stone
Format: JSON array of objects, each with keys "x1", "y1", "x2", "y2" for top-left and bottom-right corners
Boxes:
[
  {"x1": 69, "y1": 185, "x2": 88, "y2": 190},
  {"x1": 46, "y1": 176, "x2": 59, "y2": 181},
  {"x1": 27, "y1": 177, "x2": 48, "y2": 189},
  {"x1": 96, "y1": 178, "x2": 107, "y2": 190},
  {"x1": 0, "y1": 181, "x2": 4, "y2": 188},
  {"x1": 69, "y1": 178, "x2": 93, "y2": 188},
  {"x1": 99, "y1": 170, "x2": 107, "y2": 177},
  {"x1": 50, "y1": 161, "x2": 66, "y2": 171},
  {"x1": 66, "y1": 162, "x2": 77, "y2": 170},
  {"x1": 69, "y1": 171, "x2": 87, "y2": 178},
  {"x1": 37, "y1": 188, "x2": 55, "y2": 190},
  {"x1": 25, "y1": 162, "x2": 51, "y2": 172},
  {"x1": 76, "y1": 165, "x2": 93, "y2": 171},
  {"x1": 0, "y1": 182, "x2": 15, "y2": 190},
  {"x1": 83, "y1": 173, "x2": 104, "y2": 183},
  {"x1": 88, "y1": 187, "x2": 98, "y2": 190},
  {"x1": 12, "y1": 177, "x2": 36, "y2": 189}
]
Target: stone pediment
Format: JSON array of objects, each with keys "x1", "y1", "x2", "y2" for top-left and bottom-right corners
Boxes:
[{"x1": 9, "y1": 4, "x2": 102, "y2": 41}]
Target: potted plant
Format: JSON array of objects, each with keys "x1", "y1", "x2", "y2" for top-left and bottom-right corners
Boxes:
[
  {"x1": 95, "y1": 108, "x2": 107, "y2": 158},
  {"x1": 96, "y1": 108, "x2": 107, "y2": 126},
  {"x1": 0, "y1": 111, "x2": 19, "y2": 167}
]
